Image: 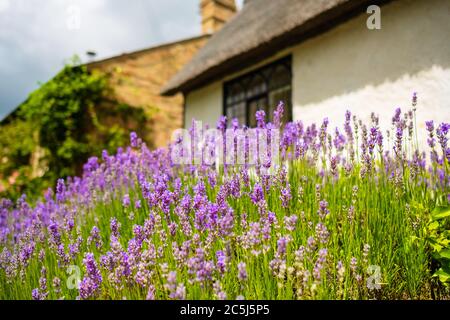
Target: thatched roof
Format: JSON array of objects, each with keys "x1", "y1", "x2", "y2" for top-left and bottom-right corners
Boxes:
[
  {"x1": 162, "y1": 0, "x2": 389, "y2": 95},
  {"x1": 86, "y1": 34, "x2": 211, "y2": 68}
]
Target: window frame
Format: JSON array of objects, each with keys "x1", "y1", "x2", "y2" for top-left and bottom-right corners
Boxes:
[{"x1": 223, "y1": 55, "x2": 292, "y2": 127}]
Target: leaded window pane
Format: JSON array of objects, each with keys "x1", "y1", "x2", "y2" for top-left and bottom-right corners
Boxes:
[{"x1": 224, "y1": 56, "x2": 292, "y2": 128}]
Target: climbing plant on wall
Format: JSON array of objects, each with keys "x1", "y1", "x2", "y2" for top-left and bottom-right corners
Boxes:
[{"x1": 0, "y1": 57, "x2": 149, "y2": 200}]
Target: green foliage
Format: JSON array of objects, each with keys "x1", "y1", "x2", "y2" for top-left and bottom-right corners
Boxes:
[
  {"x1": 0, "y1": 56, "x2": 148, "y2": 199},
  {"x1": 0, "y1": 120, "x2": 44, "y2": 199},
  {"x1": 0, "y1": 120, "x2": 35, "y2": 175},
  {"x1": 19, "y1": 58, "x2": 108, "y2": 179},
  {"x1": 426, "y1": 205, "x2": 450, "y2": 289}
]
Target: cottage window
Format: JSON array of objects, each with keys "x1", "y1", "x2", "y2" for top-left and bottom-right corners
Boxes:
[{"x1": 223, "y1": 56, "x2": 292, "y2": 127}]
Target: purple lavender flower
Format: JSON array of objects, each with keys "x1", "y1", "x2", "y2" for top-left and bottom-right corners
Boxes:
[
  {"x1": 48, "y1": 221, "x2": 61, "y2": 247},
  {"x1": 79, "y1": 276, "x2": 98, "y2": 300},
  {"x1": 426, "y1": 120, "x2": 434, "y2": 133},
  {"x1": 207, "y1": 170, "x2": 217, "y2": 188},
  {"x1": 392, "y1": 108, "x2": 401, "y2": 125},
  {"x1": 237, "y1": 262, "x2": 247, "y2": 281},
  {"x1": 87, "y1": 226, "x2": 103, "y2": 249},
  {"x1": 267, "y1": 211, "x2": 277, "y2": 225},
  {"x1": 216, "y1": 250, "x2": 227, "y2": 274},
  {"x1": 315, "y1": 223, "x2": 330, "y2": 244},
  {"x1": 284, "y1": 214, "x2": 298, "y2": 232},
  {"x1": 363, "y1": 243, "x2": 370, "y2": 264},
  {"x1": 53, "y1": 277, "x2": 61, "y2": 295},
  {"x1": 295, "y1": 246, "x2": 305, "y2": 263},
  {"x1": 216, "y1": 115, "x2": 227, "y2": 132},
  {"x1": 319, "y1": 118, "x2": 329, "y2": 151},
  {"x1": 122, "y1": 194, "x2": 130, "y2": 208},
  {"x1": 313, "y1": 248, "x2": 327, "y2": 281},
  {"x1": 394, "y1": 125, "x2": 403, "y2": 157},
  {"x1": 79, "y1": 253, "x2": 102, "y2": 299},
  {"x1": 255, "y1": 110, "x2": 266, "y2": 129},
  {"x1": 330, "y1": 155, "x2": 339, "y2": 177},
  {"x1": 133, "y1": 224, "x2": 145, "y2": 243},
  {"x1": 32, "y1": 288, "x2": 40, "y2": 300},
  {"x1": 213, "y1": 281, "x2": 227, "y2": 300},
  {"x1": 193, "y1": 180, "x2": 206, "y2": 198},
  {"x1": 130, "y1": 131, "x2": 138, "y2": 148},
  {"x1": 273, "y1": 101, "x2": 284, "y2": 128},
  {"x1": 32, "y1": 267, "x2": 48, "y2": 300},
  {"x1": 146, "y1": 285, "x2": 156, "y2": 300},
  {"x1": 306, "y1": 236, "x2": 316, "y2": 253},
  {"x1": 250, "y1": 183, "x2": 264, "y2": 204},
  {"x1": 368, "y1": 127, "x2": 378, "y2": 155},
  {"x1": 344, "y1": 110, "x2": 353, "y2": 143},
  {"x1": 174, "y1": 284, "x2": 186, "y2": 300},
  {"x1": 229, "y1": 176, "x2": 241, "y2": 198},
  {"x1": 280, "y1": 184, "x2": 292, "y2": 208},
  {"x1": 318, "y1": 200, "x2": 330, "y2": 220},
  {"x1": 101, "y1": 149, "x2": 109, "y2": 162},
  {"x1": 84, "y1": 253, "x2": 102, "y2": 282},
  {"x1": 110, "y1": 217, "x2": 121, "y2": 238},
  {"x1": 69, "y1": 236, "x2": 82, "y2": 259},
  {"x1": 277, "y1": 237, "x2": 289, "y2": 257},
  {"x1": 19, "y1": 241, "x2": 35, "y2": 267},
  {"x1": 350, "y1": 257, "x2": 358, "y2": 273},
  {"x1": 437, "y1": 123, "x2": 449, "y2": 153},
  {"x1": 231, "y1": 117, "x2": 239, "y2": 130},
  {"x1": 336, "y1": 260, "x2": 345, "y2": 282},
  {"x1": 376, "y1": 131, "x2": 383, "y2": 150},
  {"x1": 56, "y1": 179, "x2": 65, "y2": 202},
  {"x1": 83, "y1": 156, "x2": 99, "y2": 173}
]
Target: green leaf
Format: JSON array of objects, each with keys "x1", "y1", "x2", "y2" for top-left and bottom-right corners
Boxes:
[
  {"x1": 428, "y1": 220, "x2": 439, "y2": 230},
  {"x1": 439, "y1": 249, "x2": 450, "y2": 260},
  {"x1": 432, "y1": 206, "x2": 450, "y2": 220},
  {"x1": 433, "y1": 268, "x2": 450, "y2": 283},
  {"x1": 431, "y1": 242, "x2": 444, "y2": 252}
]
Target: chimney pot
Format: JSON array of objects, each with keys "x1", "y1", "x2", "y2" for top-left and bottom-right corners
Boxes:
[{"x1": 200, "y1": 0, "x2": 237, "y2": 34}]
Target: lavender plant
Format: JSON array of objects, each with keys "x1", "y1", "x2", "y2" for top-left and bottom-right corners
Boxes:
[{"x1": 0, "y1": 98, "x2": 449, "y2": 300}]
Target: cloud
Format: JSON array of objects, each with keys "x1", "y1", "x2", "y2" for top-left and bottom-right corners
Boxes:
[
  {"x1": 1, "y1": 0, "x2": 230, "y2": 119},
  {"x1": 0, "y1": 0, "x2": 10, "y2": 12}
]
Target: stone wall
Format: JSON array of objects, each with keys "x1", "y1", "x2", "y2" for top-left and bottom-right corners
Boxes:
[{"x1": 89, "y1": 35, "x2": 210, "y2": 148}]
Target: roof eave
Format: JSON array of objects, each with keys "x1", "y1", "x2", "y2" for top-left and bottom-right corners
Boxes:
[{"x1": 87, "y1": 33, "x2": 212, "y2": 69}]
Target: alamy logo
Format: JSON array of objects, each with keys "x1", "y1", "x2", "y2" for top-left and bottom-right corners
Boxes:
[
  {"x1": 66, "y1": 5, "x2": 81, "y2": 31},
  {"x1": 366, "y1": 5, "x2": 381, "y2": 30},
  {"x1": 66, "y1": 265, "x2": 81, "y2": 290},
  {"x1": 366, "y1": 265, "x2": 382, "y2": 290},
  {"x1": 170, "y1": 120, "x2": 281, "y2": 173}
]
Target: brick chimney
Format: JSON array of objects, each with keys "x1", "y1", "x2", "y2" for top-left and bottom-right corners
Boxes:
[{"x1": 200, "y1": 0, "x2": 237, "y2": 34}]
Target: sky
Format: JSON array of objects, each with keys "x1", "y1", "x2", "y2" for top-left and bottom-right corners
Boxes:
[{"x1": 0, "y1": 0, "x2": 244, "y2": 120}]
